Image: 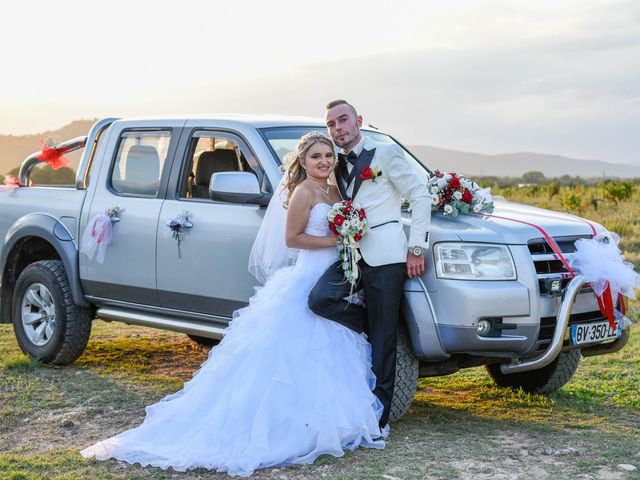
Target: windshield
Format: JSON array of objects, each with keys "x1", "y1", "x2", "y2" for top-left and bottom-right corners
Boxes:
[{"x1": 259, "y1": 126, "x2": 430, "y2": 181}]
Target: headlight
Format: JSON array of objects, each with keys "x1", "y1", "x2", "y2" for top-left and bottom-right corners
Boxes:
[{"x1": 434, "y1": 242, "x2": 516, "y2": 280}]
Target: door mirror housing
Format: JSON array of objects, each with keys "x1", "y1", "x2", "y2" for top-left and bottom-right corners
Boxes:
[{"x1": 209, "y1": 172, "x2": 271, "y2": 206}]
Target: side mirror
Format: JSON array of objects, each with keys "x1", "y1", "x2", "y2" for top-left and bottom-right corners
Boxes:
[{"x1": 209, "y1": 172, "x2": 271, "y2": 206}]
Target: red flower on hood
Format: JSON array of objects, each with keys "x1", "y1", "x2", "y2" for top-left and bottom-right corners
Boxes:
[
  {"x1": 461, "y1": 189, "x2": 473, "y2": 204},
  {"x1": 449, "y1": 176, "x2": 461, "y2": 190}
]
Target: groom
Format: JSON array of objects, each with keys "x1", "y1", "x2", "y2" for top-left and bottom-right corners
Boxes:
[{"x1": 308, "y1": 100, "x2": 431, "y2": 428}]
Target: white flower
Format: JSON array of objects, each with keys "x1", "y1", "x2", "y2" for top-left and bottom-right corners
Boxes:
[
  {"x1": 473, "y1": 203, "x2": 483, "y2": 212},
  {"x1": 436, "y1": 178, "x2": 448, "y2": 189},
  {"x1": 444, "y1": 174, "x2": 452, "y2": 181},
  {"x1": 444, "y1": 204, "x2": 453, "y2": 214},
  {"x1": 431, "y1": 195, "x2": 439, "y2": 205},
  {"x1": 453, "y1": 191, "x2": 463, "y2": 200},
  {"x1": 430, "y1": 186, "x2": 439, "y2": 194}
]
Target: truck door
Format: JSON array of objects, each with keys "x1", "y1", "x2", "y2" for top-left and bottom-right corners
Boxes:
[
  {"x1": 81, "y1": 123, "x2": 182, "y2": 306},
  {"x1": 156, "y1": 129, "x2": 269, "y2": 318}
]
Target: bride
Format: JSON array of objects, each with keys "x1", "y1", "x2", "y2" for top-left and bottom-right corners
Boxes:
[{"x1": 80, "y1": 132, "x2": 385, "y2": 476}]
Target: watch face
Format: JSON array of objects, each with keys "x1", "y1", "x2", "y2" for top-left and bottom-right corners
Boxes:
[{"x1": 412, "y1": 247, "x2": 423, "y2": 256}]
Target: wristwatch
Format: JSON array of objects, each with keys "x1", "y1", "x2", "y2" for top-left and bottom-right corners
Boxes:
[{"x1": 410, "y1": 246, "x2": 424, "y2": 257}]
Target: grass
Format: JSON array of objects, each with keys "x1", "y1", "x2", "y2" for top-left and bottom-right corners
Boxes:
[{"x1": 1, "y1": 307, "x2": 638, "y2": 479}]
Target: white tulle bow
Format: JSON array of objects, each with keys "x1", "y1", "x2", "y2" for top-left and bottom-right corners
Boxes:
[{"x1": 568, "y1": 233, "x2": 640, "y2": 301}]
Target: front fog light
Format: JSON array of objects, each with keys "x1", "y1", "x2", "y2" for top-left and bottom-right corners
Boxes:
[{"x1": 477, "y1": 319, "x2": 492, "y2": 336}]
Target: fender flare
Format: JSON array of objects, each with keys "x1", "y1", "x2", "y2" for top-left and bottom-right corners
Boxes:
[{"x1": 0, "y1": 213, "x2": 88, "y2": 322}]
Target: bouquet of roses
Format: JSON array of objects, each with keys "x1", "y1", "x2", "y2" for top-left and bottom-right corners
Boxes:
[
  {"x1": 428, "y1": 171, "x2": 495, "y2": 217},
  {"x1": 327, "y1": 200, "x2": 367, "y2": 292}
]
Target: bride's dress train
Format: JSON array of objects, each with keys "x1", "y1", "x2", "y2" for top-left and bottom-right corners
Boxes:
[{"x1": 80, "y1": 203, "x2": 385, "y2": 476}]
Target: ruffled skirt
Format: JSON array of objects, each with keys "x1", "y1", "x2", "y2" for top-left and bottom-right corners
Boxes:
[{"x1": 80, "y1": 248, "x2": 384, "y2": 476}]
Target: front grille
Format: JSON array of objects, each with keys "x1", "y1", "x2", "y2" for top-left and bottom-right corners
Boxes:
[
  {"x1": 528, "y1": 234, "x2": 595, "y2": 352},
  {"x1": 527, "y1": 235, "x2": 592, "y2": 293}
]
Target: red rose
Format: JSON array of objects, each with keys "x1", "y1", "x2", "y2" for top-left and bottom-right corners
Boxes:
[
  {"x1": 462, "y1": 190, "x2": 473, "y2": 204},
  {"x1": 328, "y1": 222, "x2": 338, "y2": 237},
  {"x1": 360, "y1": 166, "x2": 374, "y2": 180},
  {"x1": 354, "y1": 233, "x2": 363, "y2": 241},
  {"x1": 449, "y1": 177, "x2": 461, "y2": 189},
  {"x1": 344, "y1": 205, "x2": 353, "y2": 215},
  {"x1": 333, "y1": 214, "x2": 345, "y2": 226},
  {"x1": 358, "y1": 209, "x2": 366, "y2": 220}
]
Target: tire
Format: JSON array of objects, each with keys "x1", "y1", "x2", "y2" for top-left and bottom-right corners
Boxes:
[
  {"x1": 12, "y1": 260, "x2": 92, "y2": 365},
  {"x1": 485, "y1": 349, "x2": 581, "y2": 394},
  {"x1": 389, "y1": 326, "x2": 419, "y2": 422},
  {"x1": 187, "y1": 334, "x2": 220, "y2": 348}
]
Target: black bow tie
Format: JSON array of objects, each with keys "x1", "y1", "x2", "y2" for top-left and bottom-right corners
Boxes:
[{"x1": 338, "y1": 150, "x2": 358, "y2": 166}]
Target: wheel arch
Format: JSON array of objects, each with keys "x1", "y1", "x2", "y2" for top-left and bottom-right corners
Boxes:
[{"x1": 0, "y1": 213, "x2": 87, "y2": 324}]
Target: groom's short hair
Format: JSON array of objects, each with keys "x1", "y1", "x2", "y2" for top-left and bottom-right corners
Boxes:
[{"x1": 325, "y1": 99, "x2": 357, "y2": 117}]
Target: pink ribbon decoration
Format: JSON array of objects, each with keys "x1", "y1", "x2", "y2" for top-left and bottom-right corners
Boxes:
[
  {"x1": 80, "y1": 214, "x2": 114, "y2": 264},
  {"x1": 37, "y1": 141, "x2": 70, "y2": 170},
  {"x1": 0, "y1": 175, "x2": 20, "y2": 192}
]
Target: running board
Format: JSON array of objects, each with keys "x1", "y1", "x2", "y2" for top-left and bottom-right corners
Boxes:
[{"x1": 96, "y1": 307, "x2": 227, "y2": 340}]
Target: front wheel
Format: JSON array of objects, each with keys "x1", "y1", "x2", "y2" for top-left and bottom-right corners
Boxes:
[
  {"x1": 187, "y1": 334, "x2": 220, "y2": 348},
  {"x1": 12, "y1": 260, "x2": 93, "y2": 365},
  {"x1": 389, "y1": 326, "x2": 419, "y2": 421},
  {"x1": 486, "y1": 349, "x2": 581, "y2": 394}
]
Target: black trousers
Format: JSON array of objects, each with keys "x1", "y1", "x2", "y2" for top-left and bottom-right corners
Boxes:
[{"x1": 308, "y1": 259, "x2": 406, "y2": 428}]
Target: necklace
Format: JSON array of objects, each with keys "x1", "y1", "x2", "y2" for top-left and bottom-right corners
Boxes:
[{"x1": 306, "y1": 177, "x2": 330, "y2": 194}]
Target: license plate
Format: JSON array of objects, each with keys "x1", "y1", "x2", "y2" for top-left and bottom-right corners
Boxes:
[{"x1": 570, "y1": 321, "x2": 621, "y2": 345}]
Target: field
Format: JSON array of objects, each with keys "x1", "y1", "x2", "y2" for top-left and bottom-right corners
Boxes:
[{"x1": 1, "y1": 185, "x2": 639, "y2": 479}]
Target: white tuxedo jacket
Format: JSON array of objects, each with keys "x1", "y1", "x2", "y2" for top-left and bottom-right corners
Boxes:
[{"x1": 337, "y1": 136, "x2": 432, "y2": 266}]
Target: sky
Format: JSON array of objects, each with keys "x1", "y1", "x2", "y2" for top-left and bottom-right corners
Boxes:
[{"x1": 1, "y1": 0, "x2": 639, "y2": 165}]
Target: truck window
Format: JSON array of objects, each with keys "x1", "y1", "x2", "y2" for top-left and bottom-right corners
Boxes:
[
  {"x1": 110, "y1": 131, "x2": 171, "y2": 196},
  {"x1": 181, "y1": 134, "x2": 258, "y2": 200}
]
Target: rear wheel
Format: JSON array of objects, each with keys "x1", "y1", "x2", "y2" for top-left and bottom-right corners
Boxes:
[
  {"x1": 389, "y1": 326, "x2": 419, "y2": 421},
  {"x1": 12, "y1": 260, "x2": 93, "y2": 365},
  {"x1": 486, "y1": 349, "x2": 581, "y2": 394}
]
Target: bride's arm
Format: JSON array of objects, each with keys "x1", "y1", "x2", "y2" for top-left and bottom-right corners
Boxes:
[{"x1": 285, "y1": 187, "x2": 336, "y2": 249}]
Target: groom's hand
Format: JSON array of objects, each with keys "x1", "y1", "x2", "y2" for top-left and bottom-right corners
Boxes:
[{"x1": 406, "y1": 252, "x2": 426, "y2": 278}]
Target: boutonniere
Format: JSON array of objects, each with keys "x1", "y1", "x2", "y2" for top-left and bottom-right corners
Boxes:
[{"x1": 359, "y1": 166, "x2": 382, "y2": 182}]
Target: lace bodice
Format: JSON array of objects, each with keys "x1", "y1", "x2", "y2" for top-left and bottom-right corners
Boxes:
[{"x1": 304, "y1": 203, "x2": 332, "y2": 237}]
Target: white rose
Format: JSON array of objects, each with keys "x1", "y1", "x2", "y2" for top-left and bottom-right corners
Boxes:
[
  {"x1": 453, "y1": 191, "x2": 463, "y2": 200},
  {"x1": 431, "y1": 196, "x2": 439, "y2": 205},
  {"x1": 473, "y1": 203, "x2": 483, "y2": 212},
  {"x1": 430, "y1": 186, "x2": 439, "y2": 194},
  {"x1": 436, "y1": 178, "x2": 447, "y2": 189},
  {"x1": 444, "y1": 174, "x2": 452, "y2": 181},
  {"x1": 444, "y1": 204, "x2": 453, "y2": 214}
]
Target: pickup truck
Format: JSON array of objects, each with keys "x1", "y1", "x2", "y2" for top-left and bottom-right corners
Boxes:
[{"x1": 0, "y1": 116, "x2": 631, "y2": 421}]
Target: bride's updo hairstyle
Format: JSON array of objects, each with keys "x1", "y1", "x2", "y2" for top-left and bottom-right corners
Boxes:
[{"x1": 282, "y1": 131, "x2": 334, "y2": 207}]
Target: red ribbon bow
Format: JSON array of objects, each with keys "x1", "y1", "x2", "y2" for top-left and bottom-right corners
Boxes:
[{"x1": 37, "y1": 141, "x2": 70, "y2": 170}]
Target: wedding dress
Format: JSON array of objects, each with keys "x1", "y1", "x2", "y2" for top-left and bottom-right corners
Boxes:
[{"x1": 80, "y1": 203, "x2": 385, "y2": 476}]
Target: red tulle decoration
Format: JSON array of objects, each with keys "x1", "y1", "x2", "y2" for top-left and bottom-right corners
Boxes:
[
  {"x1": 0, "y1": 175, "x2": 20, "y2": 191},
  {"x1": 37, "y1": 141, "x2": 70, "y2": 169}
]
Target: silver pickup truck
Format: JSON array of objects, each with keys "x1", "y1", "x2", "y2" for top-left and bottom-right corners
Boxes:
[{"x1": 0, "y1": 116, "x2": 631, "y2": 421}]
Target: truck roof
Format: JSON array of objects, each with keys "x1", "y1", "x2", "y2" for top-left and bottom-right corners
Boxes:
[{"x1": 113, "y1": 114, "x2": 328, "y2": 129}]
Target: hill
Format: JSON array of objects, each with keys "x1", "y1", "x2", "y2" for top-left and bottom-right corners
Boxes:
[{"x1": 408, "y1": 145, "x2": 640, "y2": 179}]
